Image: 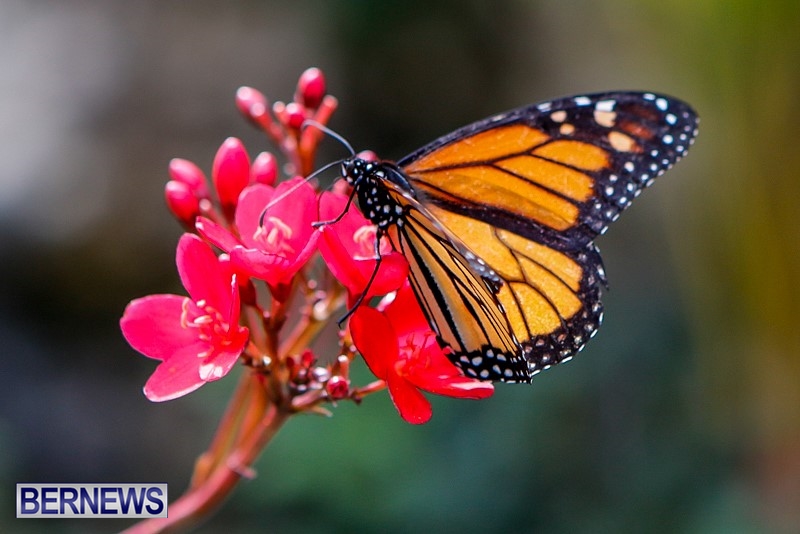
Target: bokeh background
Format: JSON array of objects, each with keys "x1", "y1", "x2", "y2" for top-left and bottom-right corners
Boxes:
[{"x1": 2, "y1": 1, "x2": 799, "y2": 532}]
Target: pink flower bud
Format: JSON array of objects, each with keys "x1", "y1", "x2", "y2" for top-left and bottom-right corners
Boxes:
[
  {"x1": 212, "y1": 137, "x2": 251, "y2": 215},
  {"x1": 235, "y1": 86, "x2": 269, "y2": 125},
  {"x1": 296, "y1": 68, "x2": 326, "y2": 109},
  {"x1": 251, "y1": 152, "x2": 278, "y2": 186},
  {"x1": 356, "y1": 150, "x2": 378, "y2": 162},
  {"x1": 326, "y1": 375, "x2": 350, "y2": 400},
  {"x1": 165, "y1": 180, "x2": 201, "y2": 225},
  {"x1": 169, "y1": 158, "x2": 210, "y2": 199},
  {"x1": 283, "y1": 102, "x2": 306, "y2": 130},
  {"x1": 300, "y1": 349, "x2": 315, "y2": 368}
]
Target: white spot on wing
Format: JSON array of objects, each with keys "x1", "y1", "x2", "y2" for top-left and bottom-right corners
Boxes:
[
  {"x1": 595, "y1": 99, "x2": 616, "y2": 112},
  {"x1": 594, "y1": 110, "x2": 617, "y2": 128}
]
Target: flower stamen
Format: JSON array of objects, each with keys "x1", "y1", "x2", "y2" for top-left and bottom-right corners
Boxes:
[
  {"x1": 352, "y1": 224, "x2": 390, "y2": 260},
  {"x1": 254, "y1": 215, "x2": 295, "y2": 256}
]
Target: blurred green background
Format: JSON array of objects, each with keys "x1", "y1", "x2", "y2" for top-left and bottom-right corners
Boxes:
[{"x1": 2, "y1": 1, "x2": 799, "y2": 532}]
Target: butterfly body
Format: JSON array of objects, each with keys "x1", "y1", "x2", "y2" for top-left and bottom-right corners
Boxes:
[{"x1": 343, "y1": 92, "x2": 698, "y2": 383}]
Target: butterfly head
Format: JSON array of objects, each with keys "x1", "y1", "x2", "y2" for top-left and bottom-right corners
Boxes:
[{"x1": 341, "y1": 157, "x2": 378, "y2": 188}]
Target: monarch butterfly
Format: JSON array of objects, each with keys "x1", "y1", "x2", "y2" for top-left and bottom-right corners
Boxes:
[{"x1": 339, "y1": 92, "x2": 698, "y2": 382}]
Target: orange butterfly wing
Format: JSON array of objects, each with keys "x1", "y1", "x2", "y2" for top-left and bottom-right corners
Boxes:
[{"x1": 392, "y1": 92, "x2": 698, "y2": 377}]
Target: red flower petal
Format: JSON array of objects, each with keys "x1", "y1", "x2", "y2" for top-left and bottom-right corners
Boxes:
[
  {"x1": 229, "y1": 246, "x2": 294, "y2": 284},
  {"x1": 176, "y1": 234, "x2": 232, "y2": 313},
  {"x1": 408, "y1": 366, "x2": 495, "y2": 399},
  {"x1": 379, "y1": 282, "x2": 430, "y2": 337},
  {"x1": 198, "y1": 335, "x2": 247, "y2": 381},
  {"x1": 143, "y1": 344, "x2": 210, "y2": 402},
  {"x1": 123, "y1": 234, "x2": 249, "y2": 402},
  {"x1": 233, "y1": 184, "x2": 274, "y2": 245},
  {"x1": 349, "y1": 306, "x2": 396, "y2": 379},
  {"x1": 387, "y1": 375, "x2": 432, "y2": 424},
  {"x1": 120, "y1": 294, "x2": 199, "y2": 361},
  {"x1": 266, "y1": 178, "x2": 318, "y2": 240},
  {"x1": 195, "y1": 217, "x2": 241, "y2": 252}
]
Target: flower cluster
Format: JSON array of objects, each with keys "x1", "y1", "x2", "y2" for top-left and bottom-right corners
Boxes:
[{"x1": 121, "y1": 68, "x2": 493, "y2": 424}]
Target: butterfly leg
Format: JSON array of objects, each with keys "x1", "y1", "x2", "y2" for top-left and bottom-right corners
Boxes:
[
  {"x1": 336, "y1": 230, "x2": 384, "y2": 328},
  {"x1": 313, "y1": 187, "x2": 358, "y2": 228}
]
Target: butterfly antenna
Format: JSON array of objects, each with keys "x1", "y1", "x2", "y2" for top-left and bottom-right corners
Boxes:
[
  {"x1": 258, "y1": 137, "x2": 351, "y2": 226},
  {"x1": 261, "y1": 121, "x2": 357, "y2": 227},
  {"x1": 258, "y1": 159, "x2": 346, "y2": 226},
  {"x1": 302, "y1": 119, "x2": 356, "y2": 157}
]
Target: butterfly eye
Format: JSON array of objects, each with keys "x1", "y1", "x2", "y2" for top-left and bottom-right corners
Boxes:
[{"x1": 341, "y1": 160, "x2": 355, "y2": 182}]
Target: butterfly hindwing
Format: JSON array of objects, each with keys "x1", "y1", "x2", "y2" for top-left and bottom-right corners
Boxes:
[
  {"x1": 424, "y1": 205, "x2": 606, "y2": 374},
  {"x1": 380, "y1": 182, "x2": 530, "y2": 381}
]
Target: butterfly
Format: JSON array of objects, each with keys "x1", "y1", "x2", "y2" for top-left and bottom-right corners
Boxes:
[{"x1": 339, "y1": 92, "x2": 698, "y2": 382}]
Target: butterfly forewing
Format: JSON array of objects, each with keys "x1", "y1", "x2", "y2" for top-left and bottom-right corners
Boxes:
[{"x1": 401, "y1": 92, "x2": 699, "y2": 249}]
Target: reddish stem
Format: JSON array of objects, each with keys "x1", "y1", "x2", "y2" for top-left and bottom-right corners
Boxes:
[{"x1": 122, "y1": 376, "x2": 290, "y2": 534}]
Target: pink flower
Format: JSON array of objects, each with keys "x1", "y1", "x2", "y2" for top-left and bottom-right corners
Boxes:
[
  {"x1": 317, "y1": 191, "x2": 408, "y2": 307},
  {"x1": 350, "y1": 283, "x2": 494, "y2": 424},
  {"x1": 120, "y1": 234, "x2": 249, "y2": 402},
  {"x1": 196, "y1": 177, "x2": 320, "y2": 300}
]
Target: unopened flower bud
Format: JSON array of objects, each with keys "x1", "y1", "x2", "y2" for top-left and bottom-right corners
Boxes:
[
  {"x1": 296, "y1": 68, "x2": 326, "y2": 109},
  {"x1": 212, "y1": 137, "x2": 250, "y2": 216},
  {"x1": 168, "y1": 158, "x2": 210, "y2": 199},
  {"x1": 300, "y1": 349, "x2": 315, "y2": 368},
  {"x1": 235, "y1": 86, "x2": 270, "y2": 128},
  {"x1": 326, "y1": 376, "x2": 350, "y2": 400},
  {"x1": 283, "y1": 102, "x2": 306, "y2": 130},
  {"x1": 356, "y1": 150, "x2": 378, "y2": 162},
  {"x1": 165, "y1": 180, "x2": 200, "y2": 225},
  {"x1": 251, "y1": 152, "x2": 278, "y2": 186}
]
